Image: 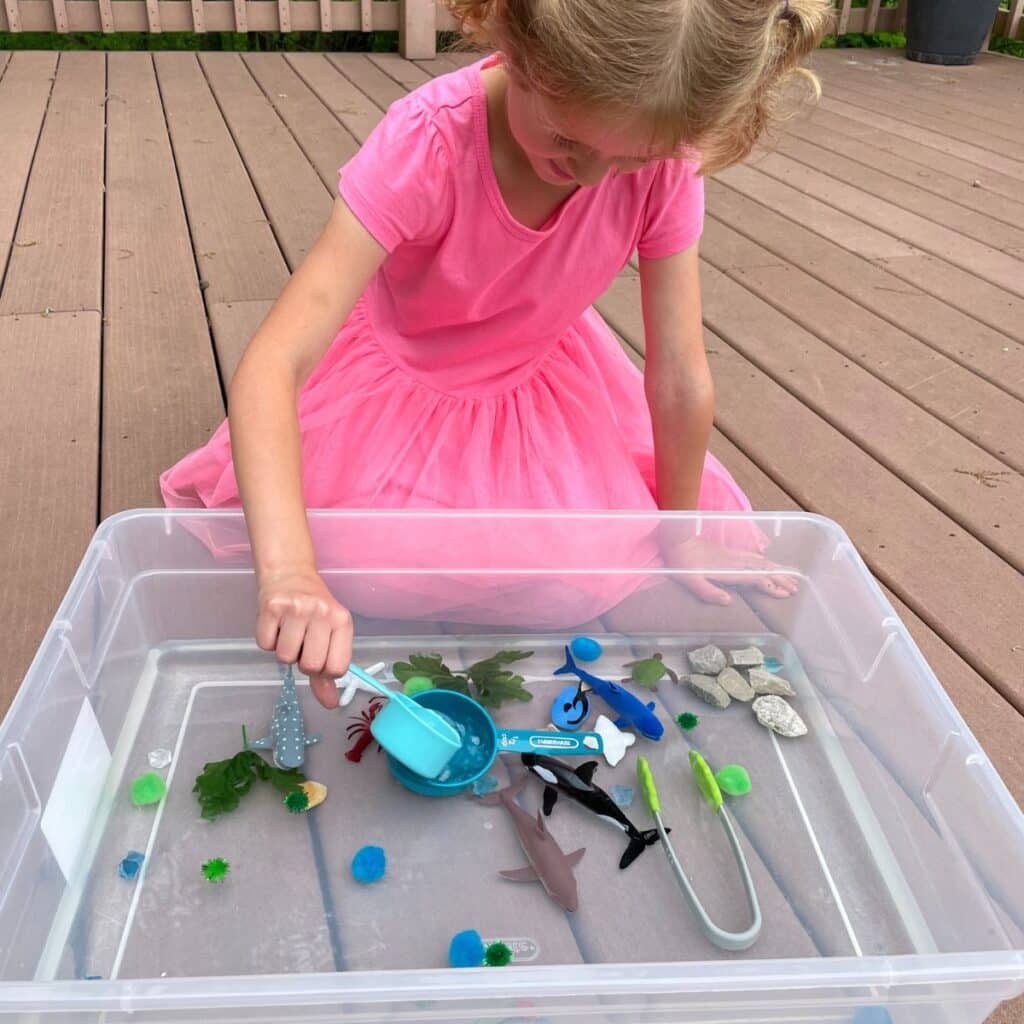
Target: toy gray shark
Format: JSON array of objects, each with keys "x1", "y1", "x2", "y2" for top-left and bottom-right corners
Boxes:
[
  {"x1": 477, "y1": 775, "x2": 585, "y2": 912},
  {"x1": 248, "y1": 666, "x2": 321, "y2": 770}
]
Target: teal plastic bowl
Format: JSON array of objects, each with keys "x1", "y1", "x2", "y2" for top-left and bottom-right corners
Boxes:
[{"x1": 387, "y1": 690, "x2": 498, "y2": 797}]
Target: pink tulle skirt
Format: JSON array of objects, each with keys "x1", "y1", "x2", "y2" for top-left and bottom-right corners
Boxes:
[{"x1": 161, "y1": 302, "x2": 765, "y2": 627}]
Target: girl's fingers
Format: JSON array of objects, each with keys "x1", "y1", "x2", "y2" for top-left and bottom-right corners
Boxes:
[
  {"x1": 298, "y1": 617, "x2": 331, "y2": 677},
  {"x1": 255, "y1": 604, "x2": 283, "y2": 652},
  {"x1": 324, "y1": 626, "x2": 353, "y2": 681},
  {"x1": 683, "y1": 574, "x2": 733, "y2": 606},
  {"x1": 275, "y1": 614, "x2": 309, "y2": 665},
  {"x1": 309, "y1": 672, "x2": 341, "y2": 710}
]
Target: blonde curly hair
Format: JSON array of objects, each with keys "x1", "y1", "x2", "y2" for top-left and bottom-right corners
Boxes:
[{"x1": 446, "y1": 0, "x2": 833, "y2": 174}]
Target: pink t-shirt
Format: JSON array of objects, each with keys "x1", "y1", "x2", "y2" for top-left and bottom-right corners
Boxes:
[{"x1": 338, "y1": 57, "x2": 704, "y2": 397}]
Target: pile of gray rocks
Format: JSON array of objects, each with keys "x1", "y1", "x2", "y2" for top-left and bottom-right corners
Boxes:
[{"x1": 685, "y1": 645, "x2": 807, "y2": 738}]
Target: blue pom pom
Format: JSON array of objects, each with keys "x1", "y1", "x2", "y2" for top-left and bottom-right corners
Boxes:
[
  {"x1": 351, "y1": 845, "x2": 387, "y2": 884},
  {"x1": 448, "y1": 929, "x2": 485, "y2": 968},
  {"x1": 570, "y1": 636, "x2": 603, "y2": 662},
  {"x1": 118, "y1": 851, "x2": 145, "y2": 881}
]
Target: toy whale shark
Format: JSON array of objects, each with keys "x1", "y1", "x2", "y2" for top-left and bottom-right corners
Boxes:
[
  {"x1": 248, "y1": 666, "x2": 322, "y2": 770},
  {"x1": 555, "y1": 646, "x2": 664, "y2": 741},
  {"x1": 522, "y1": 753, "x2": 663, "y2": 869},
  {"x1": 476, "y1": 775, "x2": 586, "y2": 912}
]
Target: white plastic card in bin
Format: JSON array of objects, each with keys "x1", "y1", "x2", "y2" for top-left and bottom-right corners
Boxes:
[{"x1": 40, "y1": 700, "x2": 111, "y2": 882}]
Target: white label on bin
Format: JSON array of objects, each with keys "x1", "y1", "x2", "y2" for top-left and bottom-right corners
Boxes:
[{"x1": 41, "y1": 700, "x2": 111, "y2": 882}]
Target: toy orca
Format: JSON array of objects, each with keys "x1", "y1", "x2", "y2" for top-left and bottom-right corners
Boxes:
[
  {"x1": 476, "y1": 775, "x2": 586, "y2": 912},
  {"x1": 555, "y1": 646, "x2": 664, "y2": 741},
  {"x1": 521, "y1": 753, "x2": 664, "y2": 869}
]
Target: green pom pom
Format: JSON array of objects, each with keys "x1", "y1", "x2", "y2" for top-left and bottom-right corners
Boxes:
[
  {"x1": 284, "y1": 789, "x2": 310, "y2": 813},
  {"x1": 403, "y1": 675, "x2": 435, "y2": 697},
  {"x1": 484, "y1": 941, "x2": 513, "y2": 967},
  {"x1": 130, "y1": 772, "x2": 167, "y2": 807},
  {"x1": 201, "y1": 857, "x2": 230, "y2": 883},
  {"x1": 715, "y1": 764, "x2": 752, "y2": 797},
  {"x1": 675, "y1": 712, "x2": 700, "y2": 731}
]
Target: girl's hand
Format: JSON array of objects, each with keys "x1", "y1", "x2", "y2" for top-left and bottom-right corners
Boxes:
[
  {"x1": 666, "y1": 536, "x2": 800, "y2": 606},
  {"x1": 255, "y1": 567, "x2": 353, "y2": 709}
]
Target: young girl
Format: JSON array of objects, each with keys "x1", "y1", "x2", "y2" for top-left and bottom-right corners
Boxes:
[{"x1": 162, "y1": 0, "x2": 831, "y2": 708}]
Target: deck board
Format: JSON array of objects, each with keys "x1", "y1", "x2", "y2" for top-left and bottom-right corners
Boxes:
[
  {"x1": 0, "y1": 43, "x2": 1022, "y2": 1022},
  {"x1": 101, "y1": 52, "x2": 223, "y2": 515},
  {"x1": 0, "y1": 311, "x2": 100, "y2": 714},
  {"x1": 155, "y1": 52, "x2": 290, "y2": 309},
  {"x1": 0, "y1": 52, "x2": 56, "y2": 297},
  {"x1": 700, "y1": 217, "x2": 1024, "y2": 474},
  {"x1": 0, "y1": 53, "x2": 105, "y2": 317},
  {"x1": 704, "y1": 182, "x2": 1024, "y2": 399}
]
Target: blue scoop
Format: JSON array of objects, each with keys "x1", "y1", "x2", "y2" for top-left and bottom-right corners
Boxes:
[
  {"x1": 345, "y1": 664, "x2": 461, "y2": 779},
  {"x1": 387, "y1": 689, "x2": 604, "y2": 797}
]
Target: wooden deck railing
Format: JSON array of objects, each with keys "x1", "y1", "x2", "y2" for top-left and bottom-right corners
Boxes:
[
  {"x1": 833, "y1": 0, "x2": 1023, "y2": 45},
  {"x1": 0, "y1": 0, "x2": 1020, "y2": 62}
]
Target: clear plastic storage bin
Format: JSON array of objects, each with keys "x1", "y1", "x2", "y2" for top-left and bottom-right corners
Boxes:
[{"x1": 0, "y1": 510, "x2": 1022, "y2": 1023}]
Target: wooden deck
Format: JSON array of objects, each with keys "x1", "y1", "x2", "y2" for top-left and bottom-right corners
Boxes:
[{"x1": 1, "y1": 46, "x2": 1023, "y2": 1011}]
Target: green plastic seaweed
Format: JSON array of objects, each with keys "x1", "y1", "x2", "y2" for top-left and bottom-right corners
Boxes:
[
  {"x1": 393, "y1": 650, "x2": 534, "y2": 710},
  {"x1": 193, "y1": 748, "x2": 306, "y2": 821}
]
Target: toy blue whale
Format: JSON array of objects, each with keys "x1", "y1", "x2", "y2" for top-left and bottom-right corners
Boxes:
[
  {"x1": 555, "y1": 646, "x2": 664, "y2": 741},
  {"x1": 248, "y1": 666, "x2": 322, "y2": 770}
]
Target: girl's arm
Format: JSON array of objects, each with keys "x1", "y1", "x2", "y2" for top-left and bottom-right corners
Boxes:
[
  {"x1": 639, "y1": 245, "x2": 797, "y2": 604},
  {"x1": 639, "y1": 244, "x2": 712, "y2": 513},
  {"x1": 229, "y1": 197, "x2": 386, "y2": 707}
]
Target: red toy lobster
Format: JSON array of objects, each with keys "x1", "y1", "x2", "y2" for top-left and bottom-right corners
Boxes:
[{"x1": 345, "y1": 697, "x2": 385, "y2": 763}]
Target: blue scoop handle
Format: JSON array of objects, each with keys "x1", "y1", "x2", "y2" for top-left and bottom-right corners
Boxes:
[{"x1": 494, "y1": 728, "x2": 604, "y2": 756}]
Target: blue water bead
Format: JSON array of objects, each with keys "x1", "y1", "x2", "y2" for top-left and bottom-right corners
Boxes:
[
  {"x1": 570, "y1": 636, "x2": 603, "y2": 662},
  {"x1": 852, "y1": 1010, "x2": 893, "y2": 1024},
  {"x1": 610, "y1": 785, "x2": 635, "y2": 809},
  {"x1": 351, "y1": 845, "x2": 387, "y2": 884},
  {"x1": 448, "y1": 929, "x2": 485, "y2": 968},
  {"x1": 764, "y1": 657, "x2": 783, "y2": 673},
  {"x1": 118, "y1": 850, "x2": 145, "y2": 881},
  {"x1": 472, "y1": 774, "x2": 499, "y2": 796}
]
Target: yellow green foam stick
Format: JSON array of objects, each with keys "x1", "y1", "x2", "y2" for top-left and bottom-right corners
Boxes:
[
  {"x1": 689, "y1": 751, "x2": 723, "y2": 812},
  {"x1": 637, "y1": 755, "x2": 661, "y2": 815}
]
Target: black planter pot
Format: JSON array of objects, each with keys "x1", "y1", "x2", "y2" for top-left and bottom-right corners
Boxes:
[{"x1": 905, "y1": 0, "x2": 1001, "y2": 65}]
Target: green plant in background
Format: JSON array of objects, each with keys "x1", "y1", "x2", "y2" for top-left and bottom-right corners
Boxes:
[{"x1": 0, "y1": 29, "x2": 400, "y2": 51}]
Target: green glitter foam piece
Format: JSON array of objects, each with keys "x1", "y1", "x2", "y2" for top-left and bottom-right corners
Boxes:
[{"x1": 130, "y1": 772, "x2": 167, "y2": 807}]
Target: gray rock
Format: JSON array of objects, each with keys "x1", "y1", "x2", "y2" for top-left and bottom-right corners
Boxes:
[
  {"x1": 749, "y1": 668, "x2": 796, "y2": 698},
  {"x1": 688, "y1": 644, "x2": 727, "y2": 675},
  {"x1": 686, "y1": 674, "x2": 731, "y2": 709},
  {"x1": 717, "y1": 667, "x2": 756, "y2": 702},
  {"x1": 729, "y1": 646, "x2": 765, "y2": 668},
  {"x1": 752, "y1": 696, "x2": 807, "y2": 738}
]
